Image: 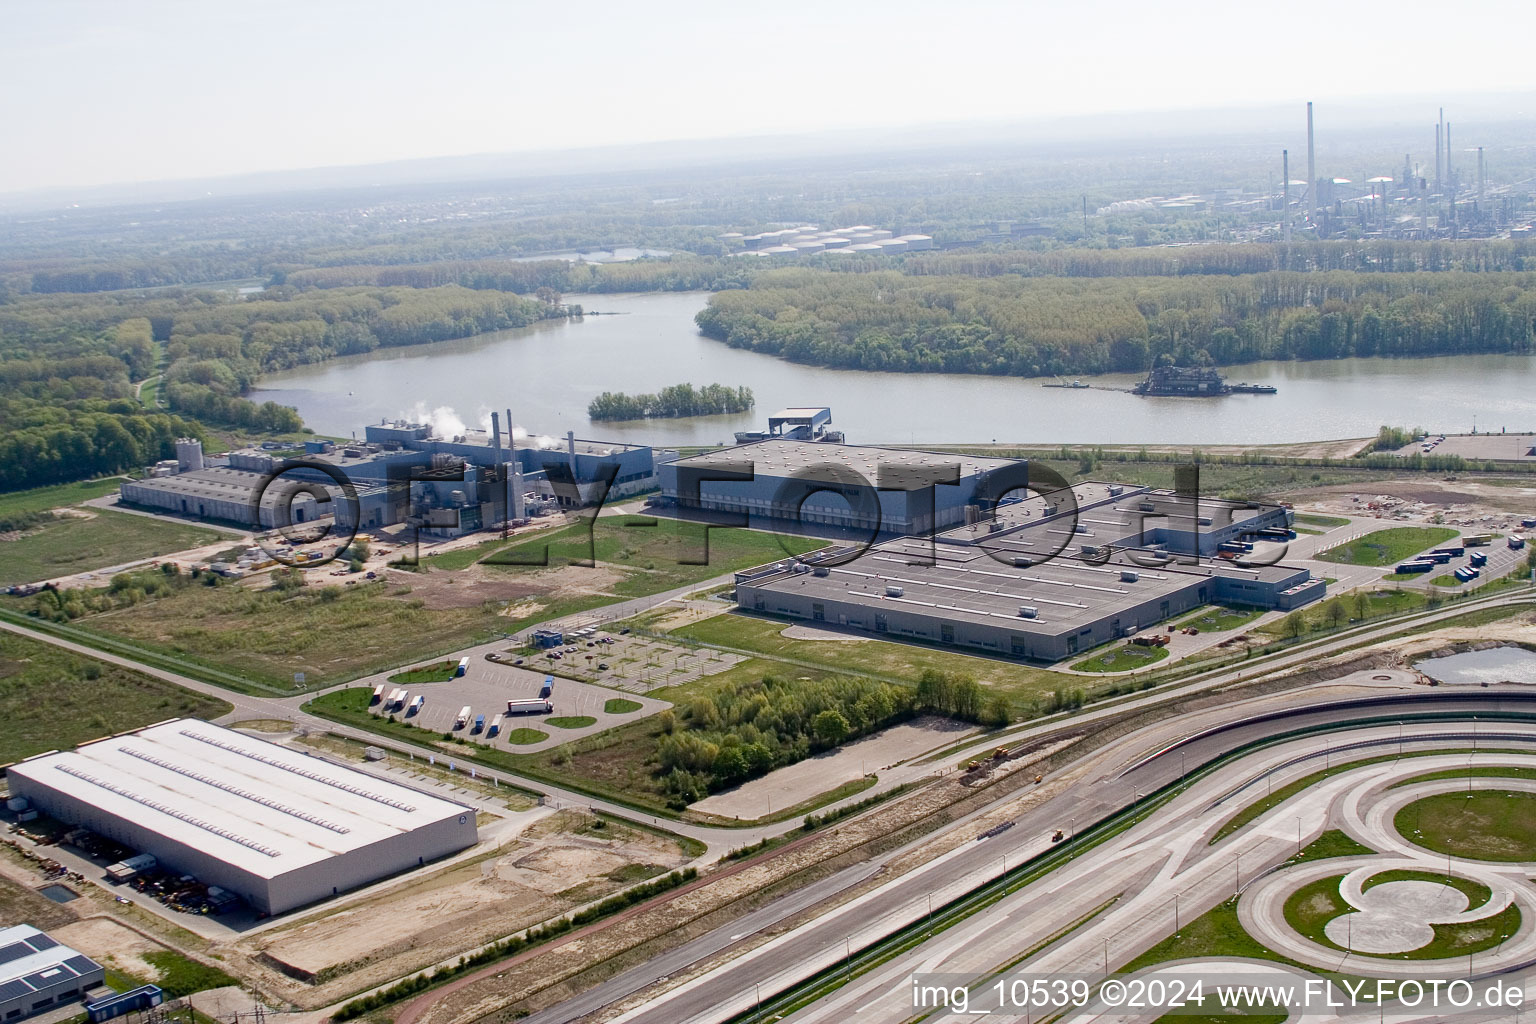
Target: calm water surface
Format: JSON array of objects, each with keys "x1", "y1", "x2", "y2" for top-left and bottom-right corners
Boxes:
[
  {"x1": 254, "y1": 291, "x2": 1536, "y2": 446},
  {"x1": 1415, "y1": 647, "x2": 1536, "y2": 685}
]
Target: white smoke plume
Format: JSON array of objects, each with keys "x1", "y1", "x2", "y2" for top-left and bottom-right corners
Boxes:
[{"x1": 402, "y1": 402, "x2": 468, "y2": 439}]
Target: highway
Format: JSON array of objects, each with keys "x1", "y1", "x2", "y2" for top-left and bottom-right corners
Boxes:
[{"x1": 607, "y1": 680, "x2": 1536, "y2": 1024}]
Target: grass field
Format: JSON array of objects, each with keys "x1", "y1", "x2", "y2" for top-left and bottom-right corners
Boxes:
[
  {"x1": 505, "y1": 728, "x2": 548, "y2": 744},
  {"x1": 0, "y1": 478, "x2": 129, "y2": 520},
  {"x1": 1293, "y1": 513, "x2": 1351, "y2": 528},
  {"x1": 389, "y1": 659, "x2": 461, "y2": 684},
  {"x1": 604, "y1": 698, "x2": 642, "y2": 714},
  {"x1": 1175, "y1": 605, "x2": 1264, "y2": 632},
  {"x1": 0, "y1": 509, "x2": 224, "y2": 586},
  {"x1": 0, "y1": 630, "x2": 230, "y2": 763},
  {"x1": 1396, "y1": 790, "x2": 1536, "y2": 861},
  {"x1": 669, "y1": 611, "x2": 1068, "y2": 704},
  {"x1": 76, "y1": 578, "x2": 508, "y2": 690},
  {"x1": 1283, "y1": 874, "x2": 1350, "y2": 948},
  {"x1": 420, "y1": 516, "x2": 824, "y2": 596},
  {"x1": 142, "y1": 950, "x2": 239, "y2": 998},
  {"x1": 546, "y1": 715, "x2": 597, "y2": 729},
  {"x1": 1071, "y1": 643, "x2": 1169, "y2": 673},
  {"x1": 0, "y1": 873, "x2": 78, "y2": 932},
  {"x1": 1432, "y1": 574, "x2": 1466, "y2": 587},
  {"x1": 1256, "y1": 587, "x2": 1428, "y2": 636},
  {"x1": 1315, "y1": 526, "x2": 1459, "y2": 567}
]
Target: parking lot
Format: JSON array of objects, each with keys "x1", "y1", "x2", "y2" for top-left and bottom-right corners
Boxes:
[
  {"x1": 518, "y1": 630, "x2": 746, "y2": 693},
  {"x1": 372, "y1": 658, "x2": 671, "y2": 753}
]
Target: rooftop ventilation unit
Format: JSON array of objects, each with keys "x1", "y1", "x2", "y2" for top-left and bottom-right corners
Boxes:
[
  {"x1": 1013, "y1": 556, "x2": 1033, "y2": 568},
  {"x1": 1198, "y1": 516, "x2": 1213, "y2": 526},
  {"x1": 1019, "y1": 605, "x2": 1038, "y2": 618},
  {"x1": 1108, "y1": 485, "x2": 1124, "y2": 496},
  {"x1": 885, "y1": 585, "x2": 905, "y2": 597},
  {"x1": 1121, "y1": 570, "x2": 1139, "y2": 582},
  {"x1": 812, "y1": 566, "x2": 831, "y2": 577}
]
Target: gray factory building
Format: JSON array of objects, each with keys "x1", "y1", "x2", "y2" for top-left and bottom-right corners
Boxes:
[
  {"x1": 0, "y1": 925, "x2": 104, "y2": 1022},
  {"x1": 7, "y1": 720, "x2": 478, "y2": 915},
  {"x1": 733, "y1": 482, "x2": 1323, "y2": 662},
  {"x1": 657, "y1": 440, "x2": 1023, "y2": 536},
  {"x1": 119, "y1": 419, "x2": 672, "y2": 534}
]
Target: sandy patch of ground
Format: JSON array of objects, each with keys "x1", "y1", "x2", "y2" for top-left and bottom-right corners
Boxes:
[
  {"x1": 1293, "y1": 480, "x2": 1536, "y2": 520},
  {"x1": 693, "y1": 716, "x2": 978, "y2": 819},
  {"x1": 53, "y1": 917, "x2": 167, "y2": 984},
  {"x1": 232, "y1": 810, "x2": 687, "y2": 1007},
  {"x1": 1375, "y1": 612, "x2": 1536, "y2": 657}
]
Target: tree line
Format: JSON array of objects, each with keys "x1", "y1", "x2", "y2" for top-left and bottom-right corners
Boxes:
[
  {"x1": 695, "y1": 267, "x2": 1536, "y2": 377},
  {"x1": 654, "y1": 668, "x2": 1006, "y2": 806},
  {"x1": 587, "y1": 383, "x2": 753, "y2": 421}
]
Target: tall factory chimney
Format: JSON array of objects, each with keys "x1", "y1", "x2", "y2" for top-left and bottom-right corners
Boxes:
[
  {"x1": 1282, "y1": 150, "x2": 1291, "y2": 242},
  {"x1": 1436, "y1": 108, "x2": 1445, "y2": 190},
  {"x1": 1478, "y1": 147, "x2": 1485, "y2": 202},
  {"x1": 566, "y1": 430, "x2": 578, "y2": 479},
  {"x1": 491, "y1": 411, "x2": 503, "y2": 465},
  {"x1": 1306, "y1": 102, "x2": 1317, "y2": 221},
  {"x1": 1404, "y1": 155, "x2": 1412, "y2": 194}
]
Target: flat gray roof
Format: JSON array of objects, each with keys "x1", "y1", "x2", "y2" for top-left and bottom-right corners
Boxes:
[
  {"x1": 669, "y1": 439, "x2": 1020, "y2": 480},
  {"x1": 744, "y1": 485, "x2": 1303, "y2": 634},
  {"x1": 10, "y1": 720, "x2": 472, "y2": 879}
]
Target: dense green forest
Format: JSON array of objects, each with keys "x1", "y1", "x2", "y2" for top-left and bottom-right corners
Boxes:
[
  {"x1": 281, "y1": 257, "x2": 750, "y2": 295},
  {"x1": 695, "y1": 268, "x2": 1536, "y2": 377},
  {"x1": 0, "y1": 283, "x2": 565, "y2": 490},
  {"x1": 588, "y1": 383, "x2": 754, "y2": 421}
]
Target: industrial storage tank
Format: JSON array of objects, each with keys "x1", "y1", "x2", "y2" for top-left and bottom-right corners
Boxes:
[
  {"x1": 848, "y1": 243, "x2": 883, "y2": 253},
  {"x1": 175, "y1": 438, "x2": 204, "y2": 473},
  {"x1": 790, "y1": 242, "x2": 826, "y2": 255},
  {"x1": 876, "y1": 238, "x2": 909, "y2": 253},
  {"x1": 821, "y1": 247, "x2": 857, "y2": 255},
  {"x1": 897, "y1": 234, "x2": 934, "y2": 250},
  {"x1": 762, "y1": 245, "x2": 799, "y2": 256},
  {"x1": 817, "y1": 237, "x2": 851, "y2": 248},
  {"x1": 866, "y1": 229, "x2": 893, "y2": 240}
]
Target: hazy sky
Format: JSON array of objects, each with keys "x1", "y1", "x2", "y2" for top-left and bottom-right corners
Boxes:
[{"x1": 4, "y1": 0, "x2": 1534, "y2": 194}]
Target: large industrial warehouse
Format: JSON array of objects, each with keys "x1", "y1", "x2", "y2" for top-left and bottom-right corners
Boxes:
[
  {"x1": 657, "y1": 439, "x2": 1024, "y2": 535},
  {"x1": 7, "y1": 720, "x2": 478, "y2": 915},
  {"x1": 734, "y1": 481, "x2": 1324, "y2": 662},
  {"x1": 120, "y1": 418, "x2": 674, "y2": 534}
]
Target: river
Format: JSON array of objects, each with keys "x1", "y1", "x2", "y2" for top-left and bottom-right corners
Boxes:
[{"x1": 253, "y1": 290, "x2": 1536, "y2": 447}]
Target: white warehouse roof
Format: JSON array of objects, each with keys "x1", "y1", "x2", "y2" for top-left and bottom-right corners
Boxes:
[{"x1": 9, "y1": 720, "x2": 471, "y2": 880}]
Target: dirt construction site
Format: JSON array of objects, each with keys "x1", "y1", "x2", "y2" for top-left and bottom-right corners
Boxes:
[{"x1": 220, "y1": 805, "x2": 692, "y2": 1009}]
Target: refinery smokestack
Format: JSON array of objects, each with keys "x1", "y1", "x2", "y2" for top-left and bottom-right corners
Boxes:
[
  {"x1": 1282, "y1": 149, "x2": 1291, "y2": 242},
  {"x1": 1445, "y1": 122, "x2": 1453, "y2": 190},
  {"x1": 1436, "y1": 108, "x2": 1445, "y2": 191},
  {"x1": 1306, "y1": 102, "x2": 1316, "y2": 221},
  {"x1": 1478, "y1": 146, "x2": 1485, "y2": 202},
  {"x1": 491, "y1": 411, "x2": 502, "y2": 465}
]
